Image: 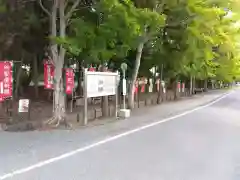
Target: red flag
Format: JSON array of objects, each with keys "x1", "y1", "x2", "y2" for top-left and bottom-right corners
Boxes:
[
  {"x1": 44, "y1": 62, "x2": 54, "y2": 89},
  {"x1": 0, "y1": 61, "x2": 13, "y2": 102},
  {"x1": 134, "y1": 80, "x2": 139, "y2": 95},
  {"x1": 177, "y1": 82, "x2": 181, "y2": 92},
  {"x1": 65, "y1": 68, "x2": 74, "y2": 95}
]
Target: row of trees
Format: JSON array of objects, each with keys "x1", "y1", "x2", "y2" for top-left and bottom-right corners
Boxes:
[{"x1": 1, "y1": 0, "x2": 240, "y2": 124}]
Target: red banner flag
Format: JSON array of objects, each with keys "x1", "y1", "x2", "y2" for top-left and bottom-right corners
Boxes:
[
  {"x1": 0, "y1": 61, "x2": 13, "y2": 102},
  {"x1": 182, "y1": 82, "x2": 185, "y2": 89},
  {"x1": 65, "y1": 68, "x2": 74, "y2": 95},
  {"x1": 134, "y1": 81, "x2": 138, "y2": 95},
  {"x1": 177, "y1": 82, "x2": 181, "y2": 92},
  {"x1": 44, "y1": 62, "x2": 54, "y2": 89}
]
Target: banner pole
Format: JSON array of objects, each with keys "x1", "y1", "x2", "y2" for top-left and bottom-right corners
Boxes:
[{"x1": 83, "y1": 68, "x2": 88, "y2": 125}]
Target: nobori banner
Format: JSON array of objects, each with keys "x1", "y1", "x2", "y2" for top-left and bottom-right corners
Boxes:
[
  {"x1": 0, "y1": 61, "x2": 13, "y2": 102},
  {"x1": 65, "y1": 68, "x2": 74, "y2": 95},
  {"x1": 44, "y1": 62, "x2": 54, "y2": 89}
]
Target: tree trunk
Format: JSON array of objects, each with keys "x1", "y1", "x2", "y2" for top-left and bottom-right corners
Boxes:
[
  {"x1": 211, "y1": 80, "x2": 214, "y2": 89},
  {"x1": 173, "y1": 79, "x2": 178, "y2": 100},
  {"x1": 33, "y1": 55, "x2": 39, "y2": 98},
  {"x1": 193, "y1": 76, "x2": 196, "y2": 94},
  {"x1": 204, "y1": 79, "x2": 208, "y2": 92},
  {"x1": 190, "y1": 76, "x2": 193, "y2": 95},
  {"x1": 128, "y1": 40, "x2": 144, "y2": 109},
  {"x1": 157, "y1": 81, "x2": 163, "y2": 104},
  {"x1": 50, "y1": 0, "x2": 58, "y2": 62},
  {"x1": 40, "y1": 0, "x2": 82, "y2": 126},
  {"x1": 53, "y1": 66, "x2": 65, "y2": 121},
  {"x1": 100, "y1": 65, "x2": 109, "y2": 117},
  {"x1": 52, "y1": 0, "x2": 66, "y2": 122},
  {"x1": 48, "y1": 0, "x2": 66, "y2": 124},
  {"x1": 14, "y1": 54, "x2": 24, "y2": 98},
  {"x1": 50, "y1": 0, "x2": 58, "y2": 112}
]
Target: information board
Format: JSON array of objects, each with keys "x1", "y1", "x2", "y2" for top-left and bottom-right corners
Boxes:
[{"x1": 86, "y1": 71, "x2": 119, "y2": 98}]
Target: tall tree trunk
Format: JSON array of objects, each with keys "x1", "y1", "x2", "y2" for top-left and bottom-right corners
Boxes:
[
  {"x1": 211, "y1": 80, "x2": 214, "y2": 89},
  {"x1": 128, "y1": 40, "x2": 144, "y2": 109},
  {"x1": 53, "y1": 0, "x2": 66, "y2": 122},
  {"x1": 190, "y1": 75, "x2": 193, "y2": 95},
  {"x1": 204, "y1": 79, "x2": 208, "y2": 92},
  {"x1": 54, "y1": 65, "x2": 65, "y2": 122},
  {"x1": 173, "y1": 79, "x2": 178, "y2": 100},
  {"x1": 50, "y1": 0, "x2": 58, "y2": 113},
  {"x1": 14, "y1": 53, "x2": 24, "y2": 98},
  {"x1": 100, "y1": 66, "x2": 109, "y2": 117},
  {"x1": 193, "y1": 76, "x2": 196, "y2": 94},
  {"x1": 157, "y1": 82, "x2": 161, "y2": 104},
  {"x1": 33, "y1": 55, "x2": 39, "y2": 98}
]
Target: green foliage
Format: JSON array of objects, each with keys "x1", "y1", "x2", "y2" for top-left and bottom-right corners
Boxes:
[
  {"x1": 145, "y1": 0, "x2": 240, "y2": 82},
  {"x1": 59, "y1": 0, "x2": 165, "y2": 64},
  {"x1": 0, "y1": 0, "x2": 6, "y2": 13},
  {"x1": 1, "y1": 0, "x2": 240, "y2": 87}
]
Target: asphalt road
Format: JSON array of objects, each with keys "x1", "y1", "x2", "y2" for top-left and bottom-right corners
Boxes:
[{"x1": 1, "y1": 90, "x2": 240, "y2": 180}]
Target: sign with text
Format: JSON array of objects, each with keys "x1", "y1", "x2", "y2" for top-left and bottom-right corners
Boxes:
[
  {"x1": 44, "y1": 62, "x2": 54, "y2": 89},
  {"x1": 0, "y1": 61, "x2": 13, "y2": 102},
  {"x1": 86, "y1": 71, "x2": 119, "y2": 98},
  {"x1": 18, "y1": 99, "x2": 29, "y2": 112},
  {"x1": 65, "y1": 68, "x2": 74, "y2": 95},
  {"x1": 148, "y1": 79, "x2": 153, "y2": 93}
]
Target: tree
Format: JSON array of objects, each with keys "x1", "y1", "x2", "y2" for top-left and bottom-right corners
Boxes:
[
  {"x1": 60, "y1": 0, "x2": 165, "y2": 109},
  {"x1": 39, "y1": 0, "x2": 92, "y2": 125},
  {"x1": 127, "y1": 0, "x2": 165, "y2": 108}
]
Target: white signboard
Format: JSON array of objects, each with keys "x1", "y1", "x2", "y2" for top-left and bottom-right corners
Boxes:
[
  {"x1": 149, "y1": 79, "x2": 153, "y2": 92},
  {"x1": 86, "y1": 71, "x2": 119, "y2": 98},
  {"x1": 18, "y1": 99, "x2": 29, "y2": 112}
]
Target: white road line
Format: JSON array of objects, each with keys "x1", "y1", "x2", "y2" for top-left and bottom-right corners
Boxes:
[{"x1": 0, "y1": 91, "x2": 233, "y2": 180}]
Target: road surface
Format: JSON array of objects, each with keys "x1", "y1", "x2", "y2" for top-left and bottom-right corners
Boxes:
[{"x1": 1, "y1": 90, "x2": 240, "y2": 180}]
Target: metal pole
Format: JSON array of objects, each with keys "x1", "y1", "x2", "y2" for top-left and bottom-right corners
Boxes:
[
  {"x1": 160, "y1": 64, "x2": 163, "y2": 80},
  {"x1": 70, "y1": 70, "x2": 75, "y2": 113},
  {"x1": 115, "y1": 72, "x2": 119, "y2": 118},
  {"x1": 70, "y1": 89, "x2": 73, "y2": 112},
  {"x1": 52, "y1": 91, "x2": 55, "y2": 113},
  {"x1": 160, "y1": 64, "x2": 164, "y2": 101},
  {"x1": 28, "y1": 100, "x2": 31, "y2": 120},
  {"x1": 83, "y1": 68, "x2": 88, "y2": 125},
  {"x1": 123, "y1": 92, "x2": 126, "y2": 109},
  {"x1": 122, "y1": 71, "x2": 126, "y2": 109}
]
